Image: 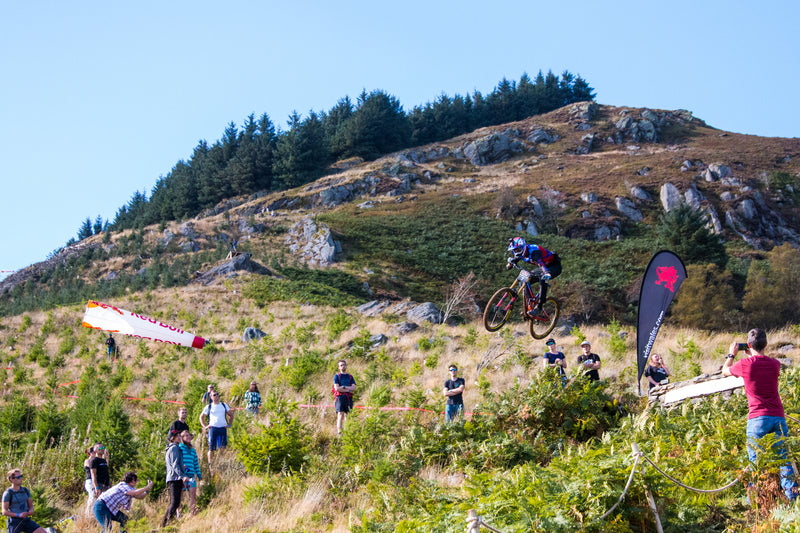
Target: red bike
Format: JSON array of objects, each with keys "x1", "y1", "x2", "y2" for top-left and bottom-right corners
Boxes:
[{"x1": 483, "y1": 263, "x2": 560, "y2": 339}]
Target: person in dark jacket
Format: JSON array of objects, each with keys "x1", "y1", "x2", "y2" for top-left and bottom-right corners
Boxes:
[{"x1": 161, "y1": 430, "x2": 190, "y2": 527}]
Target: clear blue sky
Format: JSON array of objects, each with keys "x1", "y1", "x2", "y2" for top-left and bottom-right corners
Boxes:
[{"x1": 1, "y1": 0, "x2": 798, "y2": 278}]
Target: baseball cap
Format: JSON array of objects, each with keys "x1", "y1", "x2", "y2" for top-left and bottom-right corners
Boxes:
[
  {"x1": 545, "y1": 338, "x2": 555, "y2": 346},
  {"x1": 580, "y1": 340, "x2": 591, "y2": 346}
]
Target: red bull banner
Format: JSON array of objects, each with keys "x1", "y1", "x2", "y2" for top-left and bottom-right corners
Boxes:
[
  {"x1": 82, "y1": 300, "x2": 205, "y2": 349},
  {"x1": 636, "y1": 251, "x2": 686, "y2": 394}
]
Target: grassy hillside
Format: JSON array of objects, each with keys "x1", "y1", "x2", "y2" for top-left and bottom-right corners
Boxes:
[
  {"x1": 1, "y1": 103, "x2": 800, "y2": 532},
  {"x1": 1, "y1": 279, "x2": 799, "y2": 532}
]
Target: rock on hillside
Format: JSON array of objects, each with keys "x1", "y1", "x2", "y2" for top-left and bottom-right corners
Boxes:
[{"x1": 194, "y1": 253, "x2": 272, "y2": 285}]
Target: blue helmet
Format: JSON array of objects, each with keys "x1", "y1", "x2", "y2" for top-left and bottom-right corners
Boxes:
[{"x1": 507, "y1": 237, "x2": 527, "y2": 259}]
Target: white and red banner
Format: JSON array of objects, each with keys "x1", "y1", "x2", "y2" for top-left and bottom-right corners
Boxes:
[{"x1": 82, "y1": 300, "x2": 205, "y2": 349}]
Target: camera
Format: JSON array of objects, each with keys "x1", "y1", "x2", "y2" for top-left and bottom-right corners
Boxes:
[{"x1": 738, "y1": 343, "x2": 749, "y2": 351}]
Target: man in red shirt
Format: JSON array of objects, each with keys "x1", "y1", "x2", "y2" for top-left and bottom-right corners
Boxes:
[{"x1": 722, "y1": 328, "x2": 797, "y2": 501}]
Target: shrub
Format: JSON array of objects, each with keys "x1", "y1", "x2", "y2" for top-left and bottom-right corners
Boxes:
[
  {"x1": 19, "y1": 315, "x2": 32, "y2": 333},
  {"x1": 603, "y1": 317, "x2": 627, "y2": 360},
  {"x1": 216, "y1": 358, "x2": 235, "y2": 379},
  {"x1": 326, "y1": 309, "x2": 353, "y2": 340},
  {"x1": 234, "y1": 412, "x2": 308, "y2": 474},
  {"x1": 279, "y1": 349, "x2": 323, "y2": 391}
]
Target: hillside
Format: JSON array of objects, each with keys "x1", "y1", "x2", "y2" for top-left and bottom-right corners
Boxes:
[{"x1": 1, "y1": 103, "x2": 799, "y2": 532}]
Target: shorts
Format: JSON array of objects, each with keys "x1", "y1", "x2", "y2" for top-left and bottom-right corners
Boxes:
[
  {"x1": 208, "y1": 426, "x2": 228, "y2": 450},
  {"x1": 7, "y1": 517, "x2": 42, "y2": 533},
  {"x1": 183, "y1": 476, "x2": 197, "y2": 491},
  {"x1": 335, "y1": 395, "x2": 353, "y2": 413}
]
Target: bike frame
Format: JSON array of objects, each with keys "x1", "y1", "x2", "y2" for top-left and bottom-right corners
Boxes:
[{"x1": 508, "y1": 265, "x2": 541, "y2": 313}]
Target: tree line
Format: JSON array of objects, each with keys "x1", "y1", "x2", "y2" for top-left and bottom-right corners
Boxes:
[{"x1": 96, "y1": 70, "x2": 593, "y2": 233}]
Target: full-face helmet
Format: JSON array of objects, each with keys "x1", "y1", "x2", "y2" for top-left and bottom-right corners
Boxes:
[{"x1": 507, "y1": 237, "x2": 527, "y2": 259}]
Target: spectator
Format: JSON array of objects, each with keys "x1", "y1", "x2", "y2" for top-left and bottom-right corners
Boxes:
[
  {"x1": 542, "y1": 338, "x2": 567, "y2": 388},
  {"x1": 83, "y1": 446, "x2": 96, "y2": 516},
  {"x1": 168, "y1": 407, "x2": 191, "y2": 435},
  {"x1": 199, "y1": 391, "x2": 234, "y2": 464},
  {"x1": 722, "y1": 328, "x2": 798, "y2": 502},
  {"x1": 333, "y1": 360, "x2": 356, "y2": 435},
  {"x1": 179, "y1": 430, "x2": 202, "y2": 517},
  {"x1": 644, "y1": 353, "x2": 670, "y2": 391},
  {"x1": 90, "y1": 443, "x2": 111, "y2": 501},
  {"x1": 94, "y1": 471, "x2": 152, "y2": 533},
  {"x1": 2, "y1": 468, "x2": 45, "y2": 533},
  {"x1": 161, "y1": 429, "x2": 190, "y2": 527},
  {"x1": 201, "y1": 384, "x2": 215, "y2": 406},
  {"x1": 244, "y1": 382, "x2": 262, "y2": 416},
  {"x1": 442, "y1": 364, "x2": 465, "y2": 422},
  {"x1": 105, "y1": 333, "x2": 116, "y2": 361},
  {"x1": 576, "y1": 340, "x2": 602, "y2": 382}
]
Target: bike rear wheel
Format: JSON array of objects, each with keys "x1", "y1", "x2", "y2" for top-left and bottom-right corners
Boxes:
[
  {"x1": 483, "y1": 287, "x2": 518, "y2": 332},
  {"x1": 529, "y1": 298, "x2": 560, "y2": 339}
]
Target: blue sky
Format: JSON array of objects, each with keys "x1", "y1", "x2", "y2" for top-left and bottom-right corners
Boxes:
[{"x1": 1, "y1": 0, "x2": 798, "y2": 278}]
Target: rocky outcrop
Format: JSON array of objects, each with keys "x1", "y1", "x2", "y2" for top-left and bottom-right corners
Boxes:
[
  {"x1": 703, "y1": 163, "x2": 732, "y2": 182},
  {"x1": 462, "y1": 132, "x2": 525, "y2": 165},
  {"x1": 195, "y1": 253, "x2": 272, "y2": 285},
  {"x1": 615, "y1": 197, "x2": 643, "y2": 221},
  {"x1": 660, "y1": 183, "x2": 683, "y2": 212},
  {"x1": 630, "y1": 186, "x2": 652, "y2": 202},
  {"x1": 527, "y1": 127, "x2": 558, "y2": 144},
  {"x1": 285, "y1": 217, "x2": 341, "y2": 267},
  {"x1": 242, "y1": 327, "x2": 267, "y2": 343},
  {"x1": 406, "y1": 302, "x2": 442, "y2": 324},
  {"x1": 612, "y1": 108, "x2": 694, "y2": 144},
  {"x1": 355, "y1": 300, "x2": 442, "y2": 324}
]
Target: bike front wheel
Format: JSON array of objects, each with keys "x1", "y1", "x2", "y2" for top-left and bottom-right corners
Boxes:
[
  {"x1": 529, "y1": 298, "x2": 560, "y2": 339},
  {"x1": 483, "y1": 287, "x2": 518, "y2": 332}
]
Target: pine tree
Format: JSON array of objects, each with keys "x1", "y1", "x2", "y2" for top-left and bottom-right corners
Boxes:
[
  {"x1": 92, "y1": 396, "x2": 138, "y2": 476},
  {"x1": 92, "y1": 215, "x2": 104, "y2": 235},
  {"x1": 322, "y1": 97, "x2": 354, "y2": 161},
  {"x1": 344, "y1": 90, "x2": 410, "y2": 160},
  {"x1": 743, "y1": 243, "x2": 800, "y2": 328},
  {"x1": 656, "y1": 205, "x2": 727, "y2": 266},
  {"x1": 77, "y1": 218, "x2": 93, "y2": 240},
  {"x1": 672, "y1": 264, "x2": 739, "y2": 330},
  {"x1": 35, "y1": 397, "x2": 67, "y2": 447}
]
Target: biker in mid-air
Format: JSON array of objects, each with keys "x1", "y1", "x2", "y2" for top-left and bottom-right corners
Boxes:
[{"x1": 506, "y1": 237, "x2": 562, "y2": 317}]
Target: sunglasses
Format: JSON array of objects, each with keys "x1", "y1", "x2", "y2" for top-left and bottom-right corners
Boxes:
[
  {"x1": 449, "y1": 368, "x2": 457, "y2": 372},
  {"x1": 12, "y1": 474, "x2": 23, "y2": 479}
]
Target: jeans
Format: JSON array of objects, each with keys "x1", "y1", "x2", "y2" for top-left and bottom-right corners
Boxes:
[
  {"x1": 445, "y1": 403, "x2": 463, "y2": 422},
  {"x1": 746, "y1": 415, "x2": 798, "y2": 500},
  {"x1": 161, "y1": 479, "x2": 183, "y2": 527},
  {"x1": 94, "y1": 500, "x2": 127, "y2": 532},
  {"x1": 84, "y1": 478, "x2": 95, "y2": 516}
]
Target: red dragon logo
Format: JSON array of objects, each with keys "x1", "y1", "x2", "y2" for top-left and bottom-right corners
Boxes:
[{"x1": 654, "y1": 266, "x2": 679, "y2": 292}]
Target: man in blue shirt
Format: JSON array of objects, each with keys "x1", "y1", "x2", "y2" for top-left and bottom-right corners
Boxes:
[{"x1": 334, "y1": 360, "x2": 356, "y2": 435}]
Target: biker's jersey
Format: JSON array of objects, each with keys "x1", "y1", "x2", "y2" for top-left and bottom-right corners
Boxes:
[{"x1": 520, "y1": 245, "x2": 556, "y2": 267}]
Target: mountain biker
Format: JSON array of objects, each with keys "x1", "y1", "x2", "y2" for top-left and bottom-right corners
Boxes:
[{"x1": 506, "y1": 237, "x2": 562, "y2": 317}]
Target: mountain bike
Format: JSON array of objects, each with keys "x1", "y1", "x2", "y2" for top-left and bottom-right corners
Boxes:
[{"x1": 483, "y1": 263, "x2": 560, "y2": 339}]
